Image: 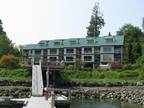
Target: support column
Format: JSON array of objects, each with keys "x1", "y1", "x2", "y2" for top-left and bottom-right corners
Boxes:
[
  {"x1": 93, "y1": 63, "x2": 95, "y2": 69},
  {"x1": 46, "y1": 67, "x2": 49, "y2": 88}
]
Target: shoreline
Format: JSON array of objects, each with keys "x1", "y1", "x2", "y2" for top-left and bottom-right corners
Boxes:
[
  {"x1": 0, "y1": 80, "x2": 144, "y2": 105},
  {"x1": 1, "y1": 86, "x2": 144, "y2": 105},
  {"x1": 68, "y1": 86, "x2": 144, "y2": 105}
]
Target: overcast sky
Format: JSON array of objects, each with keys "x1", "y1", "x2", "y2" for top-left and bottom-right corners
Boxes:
[{"x1": 0, "y1": 0, "x2": 144, "y2": 45}]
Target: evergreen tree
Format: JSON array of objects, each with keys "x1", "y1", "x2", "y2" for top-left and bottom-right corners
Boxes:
[
  {"x1": 142, "y1": 17, "x2": 144, "y2": 32},
  {"x1": 86, "y1": 2, "x2": 105, "y2": 37},
  {"x1": 0, "y1": 19, "x2": 20, "y2": 58},
  {"x1": 0, "y1": 20, "x2": 6, "y2": 35}
]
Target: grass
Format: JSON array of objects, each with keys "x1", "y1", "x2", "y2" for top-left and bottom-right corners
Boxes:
[
  {"x1": 63, "y1": 69, "x2": 144, "y2": 83},
  {"x1": 1, "y1": 66, "x2": 144, "y2": 83},
  {"x1": 0, "y1": 68, "x2": 31, "y2": 80}
]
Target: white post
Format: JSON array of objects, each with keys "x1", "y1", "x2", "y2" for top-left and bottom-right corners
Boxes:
[
  {"x1": 46, "y1": 67, "x2": 49, "y2": 88},
  {"x1": 51, "y1": 91, "x2": 55, "y2": 108}
]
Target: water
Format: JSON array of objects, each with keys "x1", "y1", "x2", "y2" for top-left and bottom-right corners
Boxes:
[
  {"x1": 70, "y1": 99, "x2": 144, "y2": 108},
  {"x1": 1, "y1": 99, "x2": 144, "y2": 108}
]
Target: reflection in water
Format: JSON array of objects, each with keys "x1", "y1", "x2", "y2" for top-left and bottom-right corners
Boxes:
[
  {"x1": 96, "y1": 103, "x2": 119, "y2": 108},
  {"x1": 70, "y1": 99, "x2": 144, "y2": 108},
  {"x1": 1, "y1": 99, "x2": 144, "y2": 108}
]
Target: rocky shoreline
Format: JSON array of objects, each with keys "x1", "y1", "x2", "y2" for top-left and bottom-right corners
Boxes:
[
  {"x1": 0, "y1": 86, "x2": 31, "y2": 98},
  {"x1": 68, "y1": 86, "x2": 144, "y2": 105},
  {"x1": 0, "y1": 80, "x2": 31, "y2": 87},
  {"x1": 1, "y1": 80, "x2": 144, "y2": 105}
]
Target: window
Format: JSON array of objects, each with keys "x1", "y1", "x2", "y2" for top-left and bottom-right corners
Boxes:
[
  {"x1": 70, "y1": 41, "x2": 76, "y2": 45},
  {"x1": 87, "y1": 39, "x2": 94, "y2": 44},
  {"x1": 102, "y1": 54, "x2": 113, "y2": 61},
  {"x1": 49, "y1": 57, "x2": 57, "y2": 61},
  {"x1": 34, "y1": 58, "x2": 40, "y2": 64},
  {"x1": 103, "y1": 46, "x2": 112, "y2": 52},
  {"x1": 30, "y1": 50, "x2": 33, "y2": 54},
  {"x1": 106, "y1": 38, "x2": 113, "y2": 42},
  {"x1": 114, "y1": 46, "x2": 121, "y2": 53},
  {"x1": 84, "y1": 48, "x2": 92, "y2": 53},
  {"x1": 54, "y1": 42, "x2": 60, "y2": 45},
  {"x1": 95, "y1": 47, "x2": 100, "y2": 53},
  {"x1": 23, "y1": 50, "x2": 29, "y2": 56},
  {"x1": 84, "y1": 56, "x2": 92, "y2": 61},
  {"x1": 66, "y1": 49, "x2": 74, "y2": 53},
  {"x1": 66, "y1": 57, "x2": 74, "y2": 61},
  {"x1": 114, "y1": 54, "x2": 121, "y2": 62},
  {"x1": 50, "y1": 49, "x2": 57, "y2": 54},
  {"x1": 35, "y1": 50, "x2": 41, "y2": 54}
]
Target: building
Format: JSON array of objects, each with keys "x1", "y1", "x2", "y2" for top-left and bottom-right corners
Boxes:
[{"x1": 22, "y1": 35, "x2": 124, "y2": 69}]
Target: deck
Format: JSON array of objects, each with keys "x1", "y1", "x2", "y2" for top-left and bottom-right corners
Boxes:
[{"x1": 23, "y1": 96, "x2": 53, "y2": 108}]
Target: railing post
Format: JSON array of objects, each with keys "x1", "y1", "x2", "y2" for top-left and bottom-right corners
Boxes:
[
  {"x1": 51, "y1": 91, "x2": 55, "y2": 108},
  {"x1": 68, "y1": 89, "x2": 71, "y2": 101}
]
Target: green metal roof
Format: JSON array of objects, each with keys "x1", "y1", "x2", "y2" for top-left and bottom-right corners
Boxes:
[{"x1": 22, "y1": 35, "x2": 124, "y2": 49}]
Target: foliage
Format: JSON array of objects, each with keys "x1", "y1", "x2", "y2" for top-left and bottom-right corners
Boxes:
[
  {"x1": 136, "y1": 55, "x2": 144, "y2": 64},
  {"x1": 142, "y1": 17, "x2": 144, "y2": 31},
  {"x1": 0, "y1": 68, "x2": 31, "y2": 80},
  {"x1": 0, "y1": 20, "x2": 6, "y2": 35},
  {"x1": 0, "y1": 19, "x2": 20, "y2": 58},
  {"x1": 86, "y1": 2, "x2": 105, "y2": 37},
  {"x1": 74, "y1": 58, "x2": 85, "y2": 69},
  {"x1": 0, "y1": 54, "x2": 20, "y2": 69},
  {"x1": 63, "y1": 69, "x2": 144, "y2": 82},
  {"x1": 117, "y1": 24, "x2": 143, "y2": 64},
  {"x1": 117, "y1": 24, "x2": 142, "y2": 42}
]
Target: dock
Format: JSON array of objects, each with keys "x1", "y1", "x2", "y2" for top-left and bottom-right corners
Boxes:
[{"x1": 23, "y1": 96, "x2": 52, "y2": 108}]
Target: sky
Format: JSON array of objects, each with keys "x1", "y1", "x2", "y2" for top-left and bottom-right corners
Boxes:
[{"x1": 0, "y1": 0, "x2": 144, "y2": 45}]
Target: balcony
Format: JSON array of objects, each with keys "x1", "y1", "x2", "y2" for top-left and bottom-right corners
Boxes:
[
  {"x1": 34, "y1": 50, "x2": 42, "y2": 55},
  {"x1": 84, "y1": 56, "x2": 92, "y2": 62},
  {"x1": 100, "y1": 46, "x2": 113, "y2": 53},
  {"x1": 101, "y1": 54, "x2": 114, "y2": 62},
  {"x1": 66, "y1": 49, "x2": 74, "y2": 54},
  {"x1": 84, "y1": 48, "x2": 92, "y2": 54},
  {"x1": 65, "y1": 57, "x2": 74, "y2": 62},
  {"x1": 114, "y1": 49, "x2": 121, "y2": 53},
  {"x1": 49, "y1": 49, "x2": 58, "y2": 55}
]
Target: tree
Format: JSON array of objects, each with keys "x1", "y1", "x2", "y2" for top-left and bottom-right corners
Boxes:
[
  {"x1": 132, "y1": 43, "x2": 142, "y2": 62},
  {"x1": 117, "y1": 24, "x2": 142, "y2": 42},
  {"x1": 117, "y1": 24, "x2": 143, "y2": 64},
  {"x1": 86, "y1": 2, "x2": 105, "y2": 37},
  {"x1": 74, "y1": 58, "x2": 85, "y2": 69},
  {"x1": 0, "y1": 20, "x2": 6, "y2": 35},
  {"x1": 127, "y1": 42, "x2": 133, "y2": 63},
  {"x1": 0, "y1": 19, "x2": 20, "y2": 58},
  {"x1": 142, "y1": 17, "x2": 144, "y2": 31}
]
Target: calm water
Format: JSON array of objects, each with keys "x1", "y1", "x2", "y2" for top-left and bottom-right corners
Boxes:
[
  {"x1": 1, "y1": 99, "x2": 144, "y2": 108},
  {"x1": 70, "y1": 99, "x2": 144, "y2": 108}
]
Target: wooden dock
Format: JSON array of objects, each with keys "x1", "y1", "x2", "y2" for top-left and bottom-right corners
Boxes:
[{"x1": 23, "y1": 96, "x2": 52, "y2": 108}]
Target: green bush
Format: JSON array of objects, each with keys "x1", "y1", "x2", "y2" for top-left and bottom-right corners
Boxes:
[
  {"x1": 0, "y1": 68, "x2": 31, "y2": 80},
  {"x1": 63, "y1": 69, "x2": 144, "y2": 82}
]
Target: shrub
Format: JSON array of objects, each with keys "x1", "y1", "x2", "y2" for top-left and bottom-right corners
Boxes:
[
  {"x1": 0, "y1": 68, "x2": 31, "y2": 80},
  {"x1": 108, "y1": 63, "x2": 123, "y2": 70},
  {"x1": 0, "y1": 54, "x2": 19, "y2": 69}
]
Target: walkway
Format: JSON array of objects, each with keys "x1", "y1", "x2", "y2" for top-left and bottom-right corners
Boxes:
[{"x1": 23, "y1": 96, "x2": 54, "y2": 108}]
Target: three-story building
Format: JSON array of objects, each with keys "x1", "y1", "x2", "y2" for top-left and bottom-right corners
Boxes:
[{"x1": 22, "y1": 35, "x2": 124, "y2": 69}]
